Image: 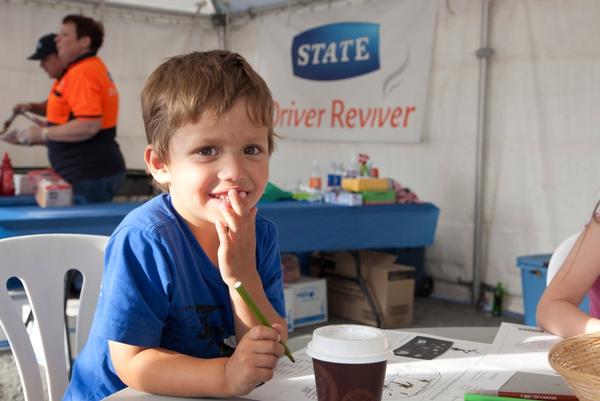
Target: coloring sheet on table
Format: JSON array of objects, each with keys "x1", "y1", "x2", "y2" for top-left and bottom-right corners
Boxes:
[
  {"x1": 243, "y1": 330, "x2": 511, "y2": 401},
  {"x1": 479, "y1": 322, "x2": 562, "y2": 375}
]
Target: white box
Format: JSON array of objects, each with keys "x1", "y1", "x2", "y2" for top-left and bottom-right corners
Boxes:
[
  {"x1": 35, "y1": 178, "x2": 73, "y2": 207},
  {"x1": 284, "y1": 286, "x2": 294, "y2": 333},
  {"x1": 13, "y1": 173, "x2": 35, "y2": 195},
  {"x1": 286, "y1": 276, "x2": 328, "y2": 328},
  {"x1": 323, "y1": 191, "x2": 363, "y2": 206}
]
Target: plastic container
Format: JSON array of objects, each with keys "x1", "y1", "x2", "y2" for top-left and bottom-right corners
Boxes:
[
  {"x1": 517, "y1": 254, "x2": 589, "y2": 326},
  {"x1": 0, "y1": 152, "x2": 15, "y2": 196},
  {"x1": 309, "y1": 160, "x2": 322, "y2": 191},
  {"x1": 327, "y1": 162, "x2": 342, "y2": 189}
]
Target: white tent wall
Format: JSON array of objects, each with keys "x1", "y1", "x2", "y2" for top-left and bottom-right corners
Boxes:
[
  {"x1": 0, "y1": 0, "x2": 220, "y2": 169},
  {"x1": 481, "y1": 0, "x2": 600, "y2": 313},
  {"x1": 0, "y1": 0, "x2": 599, "y2": 316},
  {"x1": 230, "y1": 0, "x2": 600, "y2": 314}
]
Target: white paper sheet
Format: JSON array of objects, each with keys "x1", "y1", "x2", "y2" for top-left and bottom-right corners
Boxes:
[
  {"x1": 479, "y1": 322, "x2": 563, "y2": 375},
  {"x1": 242, "y1": 330, "x2": 512, "y2": 401}
]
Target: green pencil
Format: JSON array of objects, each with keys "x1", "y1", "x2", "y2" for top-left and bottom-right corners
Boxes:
[
  {"x1": 233, "y1": 281, "x2": 295, "y2": 363},
  {"x1": 464, "y1": 393, "x2": 528, "y2": 401}
]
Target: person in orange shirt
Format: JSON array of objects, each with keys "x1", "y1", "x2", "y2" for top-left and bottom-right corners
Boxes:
[
  {"x1": 9, "y1": 33, "x2": 67, "y2": 118},
  {"x1": 3, "y1": 15, "x2": 126, "y2": 203}
]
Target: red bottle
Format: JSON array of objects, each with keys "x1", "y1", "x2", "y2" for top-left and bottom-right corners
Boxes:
[{"x1": 0, "y1": 152, "x2": 15, "y2": 196}]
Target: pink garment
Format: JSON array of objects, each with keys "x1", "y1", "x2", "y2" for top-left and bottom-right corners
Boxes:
[
  {"x1": 589, "y1": 275, "x2": 600, "y2": 318},
  {"x1": 389, "y1": 179, "x2": 421, "y2": 204}
]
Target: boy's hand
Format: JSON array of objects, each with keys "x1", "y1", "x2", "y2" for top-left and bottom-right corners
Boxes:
[
  {"x1": 215, "y1": 189, "x2": 258, "y2": 286},
  {"x1": 224, "y1": 324, "x2": 284, "y2": 395}
]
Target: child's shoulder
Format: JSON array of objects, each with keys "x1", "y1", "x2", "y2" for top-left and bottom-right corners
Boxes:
[
  {"x1": 255, "y1": 211, "x2": 279, "y2": 238},
  {"x1": 114, "y1": 193, "x2": 177, "y2": 237}
]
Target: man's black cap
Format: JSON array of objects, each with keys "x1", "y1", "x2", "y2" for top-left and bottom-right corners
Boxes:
[{"x1": 28, "y1": 33, "x2": 57, "y2": 60}]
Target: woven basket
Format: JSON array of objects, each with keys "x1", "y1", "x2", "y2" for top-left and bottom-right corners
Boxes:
[{"x1": 548, "y1": 331, "x2": 600, "y2": 401}]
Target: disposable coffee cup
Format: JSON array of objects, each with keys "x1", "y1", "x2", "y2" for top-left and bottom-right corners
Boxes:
[{"x1": 306, "y1": 325, "x2": 392, "y2": 401}]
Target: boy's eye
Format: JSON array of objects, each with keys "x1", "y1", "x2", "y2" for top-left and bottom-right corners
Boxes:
[
  {"x1": 244, "y1": 145, "x2": 262, "y2": 155},
  {"x1": 197, "y1": 147, "x2": 218, "y2": 157}
]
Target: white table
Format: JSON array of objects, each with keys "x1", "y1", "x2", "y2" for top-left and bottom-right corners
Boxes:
[{"x1": 103, "y1": 326, "x2": 499, "y2": 400}]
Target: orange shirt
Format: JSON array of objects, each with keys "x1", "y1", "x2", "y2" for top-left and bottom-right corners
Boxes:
[{"x1": 47, "y1": 55, "x2": 118, "y2": 129}]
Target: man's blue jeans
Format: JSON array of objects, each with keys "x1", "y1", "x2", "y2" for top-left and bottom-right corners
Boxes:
[{"x1": 71, "y1": 172, "x2": 125, "y2": 203}]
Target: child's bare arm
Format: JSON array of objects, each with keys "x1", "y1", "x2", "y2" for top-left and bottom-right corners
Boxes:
[
  {"x1": 537, "y1": 224, "x2": 600, "y2": 337},
  {"x1": 215, "y1": 189, "x2": 288, "y2": 342},
  {"x1": 228, "y1": 272, "x2": 289, "y2": 343},
  {"x1": 109, "y1": 341, "x2": 230, "y2": 397},
  {"x1": 109, "y1": 324, "x2": 283, "y2": 397}
]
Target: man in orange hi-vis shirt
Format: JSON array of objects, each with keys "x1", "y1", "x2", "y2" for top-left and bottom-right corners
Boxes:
[{"x1": 3, "y1": 15, "x2": 126, "y2": 203}]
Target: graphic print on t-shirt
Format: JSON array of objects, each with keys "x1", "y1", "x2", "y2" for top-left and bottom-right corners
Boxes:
[{"x1": 165, "y1": 303, "x2": 234, "y2": 357}]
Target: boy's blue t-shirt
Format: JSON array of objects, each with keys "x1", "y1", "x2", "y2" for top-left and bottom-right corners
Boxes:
[{"x1": 63, "y1": 194, "x2": 285, "y2": 401}]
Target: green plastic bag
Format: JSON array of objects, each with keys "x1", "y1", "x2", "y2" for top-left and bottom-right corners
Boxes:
[{"x1": 260, "y1": 182, "x2": 294, "y2": 202}]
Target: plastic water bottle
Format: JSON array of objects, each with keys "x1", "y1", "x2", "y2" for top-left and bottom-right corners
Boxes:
[
  {"x1": 309, "y1": 160, "x2": 322, "y2": 191},
  {"x1": 492, "y1": 283, "x2": 504, "y2": 317},
  {"x1": 327, "y1": 162, "x2": 342, "y2": 189}
]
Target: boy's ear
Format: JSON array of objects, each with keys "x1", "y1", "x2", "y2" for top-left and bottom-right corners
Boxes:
[{"x1": 144, "y1": 145, "x2": 170, "y2": 186}]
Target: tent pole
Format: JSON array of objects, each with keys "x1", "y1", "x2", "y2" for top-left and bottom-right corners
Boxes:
[
  {"x1": 473, "y1": 0, "x2": 493, "y2": 307},
  {"x1": 224, "y1": 7, "x2": 231, "y2": 50}
]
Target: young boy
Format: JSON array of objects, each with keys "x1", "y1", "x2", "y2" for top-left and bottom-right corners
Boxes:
[{"x1": 63, "y1": 51, "x2": 287, "y2": 400}]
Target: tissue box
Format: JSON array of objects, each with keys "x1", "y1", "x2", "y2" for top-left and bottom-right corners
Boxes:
[
  {"x1": 323, "y1": 191, "x2": 363, "y2": 206},
  {"x1": 35, "y1": 178, "x2": 73, "y2": 207}
]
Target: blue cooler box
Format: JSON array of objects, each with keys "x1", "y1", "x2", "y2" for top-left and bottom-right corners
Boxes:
[{"x1": 517, "y1": 254, "x2": 589, "y2": 326}]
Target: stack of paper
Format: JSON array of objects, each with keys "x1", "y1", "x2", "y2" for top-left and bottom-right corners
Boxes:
[{"x1": 241, "y1": 323, "x2": 569, "y2": 401}]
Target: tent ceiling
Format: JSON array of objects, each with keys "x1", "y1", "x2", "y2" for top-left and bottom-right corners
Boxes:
[{"x1": 103, "y1": 0, "x2": 295, "y2": 16}]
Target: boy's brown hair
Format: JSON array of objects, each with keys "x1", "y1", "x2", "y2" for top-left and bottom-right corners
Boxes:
[{"x1": 141, "y1": 50, "x2": 276, "y2": 162}]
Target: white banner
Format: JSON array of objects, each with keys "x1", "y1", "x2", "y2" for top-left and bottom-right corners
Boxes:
[{"x1": 255, "y1": 0, "x2": 438, "y2": 143}]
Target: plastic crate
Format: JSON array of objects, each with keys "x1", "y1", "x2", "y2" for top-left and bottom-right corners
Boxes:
[{"x1": 517, "y1": 254, "x2": 589, "y2": 326}]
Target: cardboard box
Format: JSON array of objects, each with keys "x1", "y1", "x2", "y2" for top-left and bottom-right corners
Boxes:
[
  {"x1": 324, "y1": 251, "x2": 415, "y2": 328},
  {"x1": 35, "y1": 177, "x2": 73, "y2": 207},
  {"x1": 361, "y1": 190, "x2": 396, "y2": 205},
  {"x1": 284, "y1": 286, "x2": 295, "y2": 333},
  {"x1": 341, "y1": 177, "x2": 389, "y2": 192},
  {"x1": 285, "y1": 276, "x2": 328, "y2": 328}
]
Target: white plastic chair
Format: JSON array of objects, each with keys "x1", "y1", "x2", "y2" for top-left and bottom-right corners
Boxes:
[
  {"x1": 546, "y1": 231, "x2": 582, "y2": 285},
  {"x1": 0, "y1": 234, "x2": 108, "y2": 401}
]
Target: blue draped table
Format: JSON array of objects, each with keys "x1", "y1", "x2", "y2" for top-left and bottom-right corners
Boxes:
[
  {"x1": 0, "y1": 199, "x2": 439, "y2": 327},
  {"x1": 0, "y1": 200, "x2": 440, "y2": 251},
  {"x1": 258, "y1": 201, "x2": 439, "y2": 252}
]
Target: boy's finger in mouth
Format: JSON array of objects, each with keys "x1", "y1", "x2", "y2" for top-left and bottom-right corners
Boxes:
[
  {"x1": 210, "y1": 190, "x2": 248, "y2": 207},
  {"x1": 227, "y1": 189, "x2": 248, "y2": 215}
]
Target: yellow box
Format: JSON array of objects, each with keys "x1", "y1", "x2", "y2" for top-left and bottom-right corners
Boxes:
[{"x1": 341, "y1": 177, "x2": 389, "y2": 192}]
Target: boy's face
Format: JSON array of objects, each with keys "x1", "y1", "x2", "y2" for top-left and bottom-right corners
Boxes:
[{"x1": 147, "y1": 98, "x2": 270, "y2": 229}]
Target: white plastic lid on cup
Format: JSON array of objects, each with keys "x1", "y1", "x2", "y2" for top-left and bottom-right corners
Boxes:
[{"x1": 306, "y1": 324, "x2": 392, "y2": 364}]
